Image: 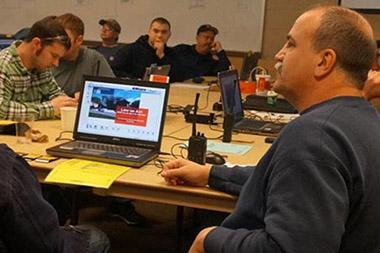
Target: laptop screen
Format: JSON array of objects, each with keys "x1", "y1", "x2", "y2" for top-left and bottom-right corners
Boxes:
[
  {"x1": 76, "y1": 77, "x2": 168, "y2": 143},
  {"x1": 143, "y1": 64, "x2": 171, "y2": 81},
  {"x1": 218, "y1": 70, "x2": 244, "y2": 121}
]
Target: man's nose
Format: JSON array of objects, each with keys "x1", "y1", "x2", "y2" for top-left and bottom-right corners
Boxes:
[
  {"x1": 52, "y1": 58, "x2": 60, "y2": 67},
  {"x1": 275, "y1": 46, "x2": 286, "y2": 61}
]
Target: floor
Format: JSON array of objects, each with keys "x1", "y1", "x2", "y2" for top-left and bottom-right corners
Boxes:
[{"x1": 78, "y1": 199, "x2": 228, "y2": 253}]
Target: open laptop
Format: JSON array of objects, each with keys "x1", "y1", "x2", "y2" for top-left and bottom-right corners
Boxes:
[
  {"x1": 142, "y1": 64, "x2": 171, "y2": 81},
  {"x1": 239, "y1": 51, "x2": 261, "y2": 81},
  {"x1": 243, "y1": 94, "x2": 297, "y2": 113},
  {"x1": 47, "y1": 76, "x2": 169, "y2": 167},
  {"x1": 218, "y1": 70, "x2": 285, "y2": 136}
]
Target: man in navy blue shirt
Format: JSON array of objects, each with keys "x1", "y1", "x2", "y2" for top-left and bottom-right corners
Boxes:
[
  {"x1": 96, "y1": 18, "x2": 124, "y2": 76},
  {"x1": 162, "y1": 6, "x2": 380, "y2": 253},
  {"x1": 0, "y1": 144, "x2": 110, "y2": 253},
  {"x1": 114, "y1": 17, "x2": 181, "y2": 82},
  {"x1": 173, "y1": 24, "x2": 231, "y2": 81},
  {"x1": 363, "y1": 39, "x2": 380, "y2": 100}
]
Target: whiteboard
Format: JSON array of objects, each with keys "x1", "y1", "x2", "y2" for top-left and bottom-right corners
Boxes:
[
  {"x1": 0, "y1": 0, "x2": 266, "y2": 52},
  {"x1": 340, "y1": 0, "x2": 380, "y2": 9}
]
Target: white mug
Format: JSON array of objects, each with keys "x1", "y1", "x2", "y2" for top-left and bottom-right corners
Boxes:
[{"x1": 60, "y1": 107, "x2": 77, "y2": 132}]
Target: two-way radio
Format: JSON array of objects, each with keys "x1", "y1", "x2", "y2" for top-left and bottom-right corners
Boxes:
[{"x1": 187, "y1": 93, "x2": 207, "y2": 164}]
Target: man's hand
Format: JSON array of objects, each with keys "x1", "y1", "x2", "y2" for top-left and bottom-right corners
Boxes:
[
  {"x1": 161, "y1": 158, "x2": 212, "y2": 186},
  {"x1": 74, "y1": 91, "x2": 81, "y2": 101},
  {"x1": 154, "y1": 40, "x2": 165, "y2": 59},
  {"x1": 189, "y1": 226, "x2": 217, "y2": 253},
  {"x1": 363, "y1": 70, "x2": 380, "y2": 100},
  {"x1": 210, "y1": 41, "x2": 223, "y2": 54},
  {"x1": 51, "y1": 96, "x2": 78, "y2": 116}
]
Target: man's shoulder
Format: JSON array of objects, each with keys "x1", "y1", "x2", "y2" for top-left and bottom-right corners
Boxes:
[
  {"x1": 0, "y1": 47, "x2": 16, "y2": 64},
  {"x1": 0, "y1": 144, "x2": 16, "y2": 178},
  {"x1": 81, "y1": 47, "x2": 108, "y2": 62},
  {"x1": 173, "y1": 44, "x2": 192, "y2": 51},
  {"x1": 128, "y1": 35, "x2": 149, "y2": 49},
  {"x1": 0, "y1": 48, "x2": 20, "y2": 74}
]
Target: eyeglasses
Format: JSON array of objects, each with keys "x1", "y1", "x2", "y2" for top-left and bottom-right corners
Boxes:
[{"x1": 41, "y1": 35, "x2": 71, "y2": 49}]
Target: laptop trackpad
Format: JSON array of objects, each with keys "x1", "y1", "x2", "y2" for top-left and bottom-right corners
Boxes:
[
  {"x1": 104, "y1": 152, "x2": 141, "y2": 160},
  {"x1": 81, "y1": 150, "x2": 106, "y2": 155}
]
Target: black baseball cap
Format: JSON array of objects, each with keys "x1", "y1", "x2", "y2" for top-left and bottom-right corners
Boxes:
[
  {"x1": 197, "y1": 24, "x2": 218, "y2": 35},
  {"x1": 99, "y1": 19, "x2": 121, "y2": 34}
]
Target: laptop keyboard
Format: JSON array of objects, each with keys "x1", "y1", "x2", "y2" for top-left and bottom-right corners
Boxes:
[
  {"x1": 238, "y1": 119, "x2": 267, "y2": 129},
  {"x1": 235, "y1": 119, "x2": 284, "y2": 135},
  {"x1": 62, "y1": 141, "x2": 150, "y2": 156}
]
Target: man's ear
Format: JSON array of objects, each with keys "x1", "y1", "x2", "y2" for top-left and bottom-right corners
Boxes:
[
  {"x1": 75, "y1": 35, "x2": 84, "y2": 46},
  {"x1": 31, "y1": 37, "x2": 42, "y2": 51},
  {"x1": 315, "y1": 49, "x2": 336, "y2": 78}
]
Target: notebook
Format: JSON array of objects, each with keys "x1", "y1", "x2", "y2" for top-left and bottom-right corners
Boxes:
[
  {"x1": 47, "y1": 76, "x2": 170, "y2": 167},
  {"x1": 218, "y1": 70, "x2": 285, "y2": 136}
]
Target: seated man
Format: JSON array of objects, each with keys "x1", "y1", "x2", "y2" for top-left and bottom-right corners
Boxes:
[
  {"x1": 362, "y1": 39, "x2": 380, "y2": 100},
  {"x1": 173, "y1": 24, "x2": 231, "y2": 81},
  {"x1": 0, "y1": 144, "x2": 110, "y2": 252},
  {"x1": 95, "y1": 18, "x2": 125, "y2": 77},
  {"x1": 52, "y1": 13, "x2": 114, "y2": 98},
  {"x1": 162, "y1": 6, "x2": 380, "y2": 253},
  {"x1": 0, "y1": 16, "x2": 77, "y2": 121},
  {"x1": 114, "y1": 17, "x2": 181, "y2": 81},
  {"x1": 53, "y1": 13, "x2": 145, "y2": 227}
]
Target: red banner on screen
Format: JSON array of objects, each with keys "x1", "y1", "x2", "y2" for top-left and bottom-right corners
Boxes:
[{"x1": 115, "y1": 106, "x2": 148, "y2": 126}]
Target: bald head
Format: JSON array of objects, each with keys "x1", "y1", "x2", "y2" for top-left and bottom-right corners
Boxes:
[{"x1": 309, "y1": 6, "x2": 376, "y2": 86}]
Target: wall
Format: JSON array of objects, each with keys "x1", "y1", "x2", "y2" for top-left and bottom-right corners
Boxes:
[
  {"x1": 0, "y1": 0, "x2": 265, "y2": 52},
  {"x1": 262, "y1": 0, "x2": 380, "y2": 58},
  {"x1": 0, "y1": 0, "x2": 378, "y2": 57}
]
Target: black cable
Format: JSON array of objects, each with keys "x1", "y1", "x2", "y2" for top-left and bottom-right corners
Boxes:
[
  {"x1": 163, "y1": 135, "x2": 189, "y2": 141},
  {"x1": 207, "y1": 134, "x2": 223, "y2": 140},
  {"x1": 209, "y1": 123, "x2": 223, "y2": 132},
  {"x1": 198, "y1": 85, "x2": 211, "y2": 111},
  {"x1": 179, "y1": 145, "x2": 187, "y2": 158},
  {"x1": 170, "y1": 142, "x2": 187, "y2": 159}
]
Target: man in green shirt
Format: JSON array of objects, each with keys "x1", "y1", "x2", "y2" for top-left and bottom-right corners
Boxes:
[{"x1": 0, "y1": 16, "x2": 77, "y2": 121}]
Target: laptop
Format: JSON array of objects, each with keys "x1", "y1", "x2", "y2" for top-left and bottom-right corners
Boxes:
[
  {"x1": 218, "y1": 70, "x2": 285, "y2": 136},
  {"x1": 243, "y1": 94, "x2": 297, "y2": 113},
  {"x1": 47, "y1": 76, "x2": 170, "y2": 167},
  {"x1": 239, "y1": 51, "x2": 261, "y2": 81},
  {"x1": 142, "y1": 64, "x2": 171, "y2": 81}
]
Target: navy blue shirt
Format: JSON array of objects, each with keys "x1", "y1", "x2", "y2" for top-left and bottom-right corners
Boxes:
[
  {"x1": 0, "y1": 144, "x2": 87, "y2": 252},
  {"x1": 114, "y1": 35, "x2": 181, "y2": 82},
  {"x1": 206, "y1": 97, "x2": 380, "y2": 252},
  {"x1": 173, "y1": 44, "x2": 231, "y2": 81},
  {"x1": 95, "y1": 44, "x2": 125, "y2": 77}
]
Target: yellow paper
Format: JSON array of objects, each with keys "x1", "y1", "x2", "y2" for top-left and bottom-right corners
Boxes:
[
  {"x1": 45, "y1": 159, "x2": 130, "y2": 188},
  {"x1": 0, "y1": 120, "x2": 16, "y2": 126}
]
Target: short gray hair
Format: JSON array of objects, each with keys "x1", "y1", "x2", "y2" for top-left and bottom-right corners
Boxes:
[{"x1": 312, "y1": 6, "x2": 376, "y2": 87}]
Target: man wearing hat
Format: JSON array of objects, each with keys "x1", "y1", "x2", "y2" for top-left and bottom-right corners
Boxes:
[
  {"x1": 96, "y1": 18, "x2": 125, "y2": 76},
  {"x1": 173, "y1": 24, "x2": 231, "y2": 81}
]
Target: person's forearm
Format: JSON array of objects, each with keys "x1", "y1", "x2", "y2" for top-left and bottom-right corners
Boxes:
[{"x1": 208, "y1": 165, "x2": 253, "y2": 195}]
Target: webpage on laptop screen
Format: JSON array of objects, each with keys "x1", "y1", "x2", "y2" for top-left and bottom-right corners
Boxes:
[{"x1": 77, "y1": 81, "x2": 165, "y2": 142}]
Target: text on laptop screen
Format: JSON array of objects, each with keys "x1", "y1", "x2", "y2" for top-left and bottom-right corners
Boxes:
[
  {"x1": 77, "y1": 80, "x2": 166, "y2": 142},
  {"x1": 219, "y1": 71, "x2": 244, "y2": 121}
]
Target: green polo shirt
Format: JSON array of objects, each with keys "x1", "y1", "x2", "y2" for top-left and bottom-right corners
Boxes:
[{"x1": 0, "y1": 41, "x2": 64, "y2": 120}]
